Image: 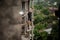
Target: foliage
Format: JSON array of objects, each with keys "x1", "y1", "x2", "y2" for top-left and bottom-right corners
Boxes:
[
  {"x1": 34, "y1": 30, "x2": 48, "y2": 40},
  {"x1": 41, "y1": 8, "x2": 50, "y2": 15},
  {"x1": 34, "y1": 23, "x2": 48, "y2": 30},
  {"x1": 40, "y1": 31, "x2": 48, "y2": 40},
  {"x1": 34, "y1": 4, "x2": 43, "y2": 10},
  {"x1": 33, "y1": 0, "x2": 58, "y2": 40},
  {"x1": 51, "y1": 21, "x2": 59, "y2": 40},
  {"x1": 34, "y1": 11, "x2": 48, "y2": 24}
]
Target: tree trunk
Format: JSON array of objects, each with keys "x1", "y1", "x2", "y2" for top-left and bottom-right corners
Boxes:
[{"x1": 0, "y1": 0, "x2": 22, "y2": 40}]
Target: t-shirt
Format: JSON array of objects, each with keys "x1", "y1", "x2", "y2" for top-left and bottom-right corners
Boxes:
[{"x1": 28, "y1": 12, "x2": 32, "y2": 21}]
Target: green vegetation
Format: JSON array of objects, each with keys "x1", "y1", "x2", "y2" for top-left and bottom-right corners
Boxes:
[{"x1": 33, "y1": 0, "x2": 58, "y2": 40}]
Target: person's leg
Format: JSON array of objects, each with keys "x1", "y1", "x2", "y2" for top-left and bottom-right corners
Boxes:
[{"x1": 27, "y1": 20, "x2": 31, "y2": 27}]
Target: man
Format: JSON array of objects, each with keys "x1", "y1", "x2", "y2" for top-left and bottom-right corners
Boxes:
[
  {"x1": 28, "y1": 8, "x2": 33, "y2": 29},
  {"x1": 26, "y1": 8, "x2": 33, "y2": 38},
  {"x1": 28, "y1": 8, "x2": 33, "y2": 27}
]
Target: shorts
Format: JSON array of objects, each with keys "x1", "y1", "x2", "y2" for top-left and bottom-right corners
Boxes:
[{"x1": 28, "y1": 17, "x2": 32, "y2": 21}]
